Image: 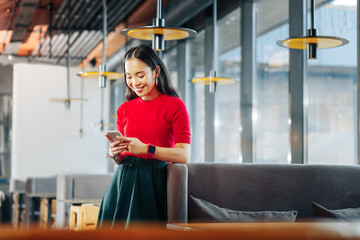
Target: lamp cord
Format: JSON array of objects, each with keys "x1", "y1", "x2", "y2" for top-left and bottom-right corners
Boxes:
[
  {"x1": 213, "y1": 0, "x2": 218, "y2": 77},
  {"x1": 157, "y1": 0, "x2": 162, "y2": 19},
  {"x1": 310, "y1": 0, "x2": 315, "y2": 30},
  {"x1": 102, "y1": 0, "x2": 107, "y2": 67}
]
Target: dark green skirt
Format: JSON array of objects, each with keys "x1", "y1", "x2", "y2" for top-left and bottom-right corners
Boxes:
[{"x1": 96, "y1": 156, "x2": 168, "y2": 229}]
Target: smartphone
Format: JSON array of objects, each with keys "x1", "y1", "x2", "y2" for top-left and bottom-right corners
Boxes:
[{"x1": 106, "y1": 130, "x2": 124, "y2": 143}]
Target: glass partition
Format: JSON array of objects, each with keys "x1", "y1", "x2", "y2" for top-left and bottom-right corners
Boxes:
[
  {"x1": 306, "y1": 0, "x2": 357, "y2": 164},
  {"x1": 0, "y1": 94, "x2": 12, "y2": 179},
  {"x1": 215, "y1": 7, "x2": 242, "y2": 163},
  {"x1": 163, "y1": 47, "x2": 178, "y2": 89},
  {"x1": 255, "y1": 0, "x2": 290, "y2": 163},
  {"x1": 189, "y1": 30, "x2": 206, "y2": 162}
]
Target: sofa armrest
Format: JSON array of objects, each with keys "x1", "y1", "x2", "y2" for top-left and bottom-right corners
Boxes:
[{"x1": 167, "y1": 163, "x2": 188, "y2": 223}]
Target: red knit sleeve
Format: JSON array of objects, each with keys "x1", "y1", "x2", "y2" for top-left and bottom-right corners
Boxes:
[
  {"x1": 171, "y1": 98, "x2": 191, "y2": 144},
  {"x1": 116, "y1": 103, "x2": 126, "y2": 136}
]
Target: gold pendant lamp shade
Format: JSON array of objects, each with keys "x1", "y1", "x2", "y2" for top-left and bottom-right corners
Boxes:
[
  {"x1": 79, "y1": 0, "x2": 123, "y2": 88},
  {"x1": 78, "y1": 71, "x2": 124, "y2": 80},
  {"x1": 192, "y1": 77, "x2": 236, "y2": 85},
  {"x1": 121, "y1": 0, "x2": 196, "y2": 51},
  {"x1": 123, "y1": 27, "x2": 195, "y2": 41},
  {"x1": 280, "y1": 35, "x2": 349, "y2": 49},
  {"x1": 192, "y1": 71, "x2": 237, "y2": 94},
  {"x1": 277, "y1": 0, "x2": 349, "y2": 59}
]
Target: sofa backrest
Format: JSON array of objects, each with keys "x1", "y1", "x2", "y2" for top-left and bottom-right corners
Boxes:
[
  {"x1": 25, "y1": 176, "x2": 57, "y2": 195},
  {"x1": 55, "y1": 174, "x2": 113, "y2": 228},
  {"x1": 186, "y1": 163, "x2": 360, "y2": 220}
]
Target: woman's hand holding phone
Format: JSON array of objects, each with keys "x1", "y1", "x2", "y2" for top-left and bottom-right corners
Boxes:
[
  {"x1": 105, "y1": 130, "x2": 149, "y2": 160},
  {"x1": 105, "y1": 130, "x2": 129, "y2": 164},
  {"x1": 106, "y1": 130, "x2": 124, "y2": 143}
]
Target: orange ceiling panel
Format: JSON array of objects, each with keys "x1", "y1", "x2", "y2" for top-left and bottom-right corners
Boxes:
[
  {"x1": 80, "y1": 22, "x2": 127, "y2": 68},
  {"x1": 79, "y1": 0, "x2": 171, "y2": 68},
  {"x1": 17, "y1": 25, "x2": 48, "y2": 56}
]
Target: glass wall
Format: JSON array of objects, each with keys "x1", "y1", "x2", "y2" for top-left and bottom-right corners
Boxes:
[
  {"x1": 163, "y1": 47, "x2": 179, "y2": 90},
  {"x1": 108, "y1": 0, "x2": 359, "y2": 166},
  {"x1": 306, "y1": 0, "x2": 357, "y2": 164},
  {"x1": 189, "y1": 30, "x2": 206, "y2": 162},
  {"x1": 0, "y1": 95, "x2": 12, "y2": 179},
  {"x1": 255, "y1": 0, "x2": 290, "y2": 163},
  {"x1": 215, "y1": 7, "x2": 242, "y2": 163}
]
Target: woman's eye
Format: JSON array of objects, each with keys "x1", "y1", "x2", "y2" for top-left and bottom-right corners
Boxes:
[{"x1": 138, "y1": 75, "x2": 144, "y2": 78}]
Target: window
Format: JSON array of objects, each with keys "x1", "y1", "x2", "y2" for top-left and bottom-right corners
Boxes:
[
  {"x1": 306, "y1": 0, "x2": 357, "y2": 164},
  {"x1": 189, "y1": 30, "x2": 206, "y2": 162},
  {"x1": 215, "y1": 7, "x2": 241, "y2": 163},
  {"x1": 255, "y1": 0, "x2": 290, "y2": 163},
  {"x1": 163, "y1": 47, "x2": 178, "y2": 89}
]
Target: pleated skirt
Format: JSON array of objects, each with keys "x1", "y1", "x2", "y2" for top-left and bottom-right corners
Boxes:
[{"x1": 96, "y1": 156, "x2": 168, "y2": 229}]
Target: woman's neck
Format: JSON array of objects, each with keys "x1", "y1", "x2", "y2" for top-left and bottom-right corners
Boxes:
[{"x1": 141, "y1": 88, "x2": 161, "y2": 101}]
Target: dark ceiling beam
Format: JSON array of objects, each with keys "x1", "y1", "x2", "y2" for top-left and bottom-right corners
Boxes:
[
  {"x1": 4, "y1": 0, "x2": 38, "y2": 55},
  {"x1": 9, "y1": 0, "x2": 38, "y2": 42},
  {"x1": 107, "y1": 0, "x2": 143, "y2": 30},
  {"x1": 74, "y1": 0, "x2": 102, "y2": 29}
]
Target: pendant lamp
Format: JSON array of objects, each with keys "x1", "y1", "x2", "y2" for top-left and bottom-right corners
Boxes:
[
  {"x1": 276, "y1": 0, "x2": 349, "y2": 59},
  {"x1": 120, "y1": 0, "x2": 196, "y2": 51},
  {"x1": 76, "y1": 71, "x2": 115, "y2": 131},
  {"x1": 192, "y1": 0, "x2": 236, "y2": 93},
  {"x1": 73, "y1": 74, "x2": 90, "y2": 137},
  {"x1": 89, "y1": 87, "x2": 114, "y2": 131},
  {"x1": 50, "y1": 37, "x2": 87, "y2": 108},
  {"x1": 79, "y1": 0, "x2": 123, "y2": 88},
  {"x1": 50, "y1": 1, "x2": 86, "y2": 108}
]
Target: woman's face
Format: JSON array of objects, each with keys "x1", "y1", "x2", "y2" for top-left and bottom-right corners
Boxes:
[{"x1": 125, "y1": 58, "x2": 160, "y2": 101}]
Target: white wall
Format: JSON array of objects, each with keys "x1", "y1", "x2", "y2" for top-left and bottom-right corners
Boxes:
[{"x1": 11, "y1": 63, "x2": 111, "y2": 180}]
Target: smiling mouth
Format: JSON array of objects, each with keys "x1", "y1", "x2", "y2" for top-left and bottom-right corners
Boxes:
[{"x1": 134, "y1": 87, "x2": 144, "y2": 92}]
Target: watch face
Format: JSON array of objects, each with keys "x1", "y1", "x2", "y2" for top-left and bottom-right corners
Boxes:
[{"x1": 148, "y1": 145, "x2": 156, "y2": 154}]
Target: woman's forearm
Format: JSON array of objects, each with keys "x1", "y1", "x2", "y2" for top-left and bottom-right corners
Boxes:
[
  {"x1": 152, "y1": 143, "x2": 190, "y2": 164},
  {"x1": 116, "y1": 136, "x2": 191, "y2": 164}
]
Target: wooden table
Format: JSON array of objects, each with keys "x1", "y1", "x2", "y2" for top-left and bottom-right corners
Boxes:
[
  {"x1": 59, "y1": 198, "x2": 102, "y2": 206},
  {"x1": 0, "y1": 222, "x2": 359, "y2": 239},
  {"x1": 167, "y1": 222, "x2": 360, "y2": 239}
]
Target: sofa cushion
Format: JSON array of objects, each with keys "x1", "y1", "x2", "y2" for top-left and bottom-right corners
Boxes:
[
  {"x1": 189, "y1": 195, "x2": 298, "y2": 223},
  {"x1": 312, "y1": 202, "x2": 360, "y2": 221}
]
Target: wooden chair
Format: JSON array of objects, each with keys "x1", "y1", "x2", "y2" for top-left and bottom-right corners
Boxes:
[
  {"x1": 39, "y1": 198, "x2": 56, "y2": 229},
  {"x1": 69, "y1": 204, "x2": 99, "y2": 230}
]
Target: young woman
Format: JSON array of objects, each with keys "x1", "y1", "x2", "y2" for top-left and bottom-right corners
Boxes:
[{"x1": 97, "y1": 44, "x2": 191, "y2": 228}]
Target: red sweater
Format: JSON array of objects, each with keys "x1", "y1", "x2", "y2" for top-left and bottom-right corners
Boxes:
[{"x1": 117, "y1": 94, "x2": 191, "y2": 159}]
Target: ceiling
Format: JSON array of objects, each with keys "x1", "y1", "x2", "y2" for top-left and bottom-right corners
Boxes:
[
  {"x1": 0, "y1": 0, "x2": 169, "y2": 67},
  {"x1": 0, "y1": 0, "x2": 332, "y2": 68}
]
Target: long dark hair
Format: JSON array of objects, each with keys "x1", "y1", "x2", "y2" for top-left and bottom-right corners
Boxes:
[{"x1": 123, "y1": 44, "x2": 179, "y2": 101}]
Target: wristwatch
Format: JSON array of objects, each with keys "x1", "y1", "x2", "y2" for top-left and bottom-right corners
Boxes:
[{"x1": 147, "y1": 144, "x2": 156, "y2": 158}]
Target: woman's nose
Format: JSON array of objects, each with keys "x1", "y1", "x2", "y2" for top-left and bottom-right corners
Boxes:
[{"x1": 132, "y1": 78, "x2": 140, "y2": 86}]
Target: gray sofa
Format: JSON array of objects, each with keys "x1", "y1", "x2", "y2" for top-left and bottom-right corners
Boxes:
[
  {"x1": 167, "y1": 163, "x2": 360, "y2": 223},
  {"x1": 55, "y1": 174, "x2": 113, "y2": 229}
]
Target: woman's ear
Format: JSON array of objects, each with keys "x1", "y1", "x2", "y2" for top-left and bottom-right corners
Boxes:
[{"x1": 155, "y1": 65, "x2": 161, "y2": 78}]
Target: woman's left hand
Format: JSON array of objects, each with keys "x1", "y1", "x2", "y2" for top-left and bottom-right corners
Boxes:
[{"x1": 116, "y1": 136, "x2": 148, "y2": 155}]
